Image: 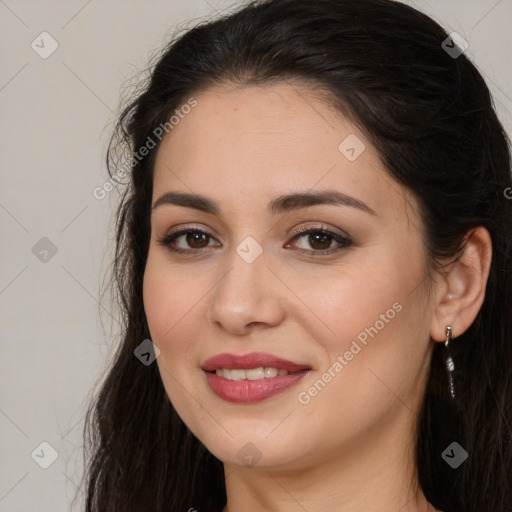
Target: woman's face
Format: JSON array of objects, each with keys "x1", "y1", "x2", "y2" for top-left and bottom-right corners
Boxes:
[{"x1": 143, "y1": 81, "x2": 436, "y2": 470}]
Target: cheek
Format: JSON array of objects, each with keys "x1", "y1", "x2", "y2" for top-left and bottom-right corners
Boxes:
[
  {"x1": 142, "y1": 252, "x2": 217, "y2": 395},
  {"x1": 297, "y1": 262, "x2": 404, "y2": 356},
  {"x1": 295, "y1": 256, "x2": 429, "y2": 405},
  {"x1": 143, "y1": 264, "x2": 172, "y2": 342},
  {"x1": 142, "y1": 257, "x2": 208, "y2": 421},
  {"x1": 312, "y1": 234, "x2": 428, "y2": 356},
  {"x1": 142, "y1": 251, "x2": 202, "y2": 344},
  {"x1": 142, "y1": 256, "x2": 197, "y2": 390}
]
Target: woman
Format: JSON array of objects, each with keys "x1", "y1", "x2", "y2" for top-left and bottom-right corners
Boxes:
[{"x1": 81, "y1": 0, "x2": 512, "y2": 511}]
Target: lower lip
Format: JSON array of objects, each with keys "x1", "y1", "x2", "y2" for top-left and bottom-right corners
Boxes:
[{"x1": 204, "y1": 370, "x2": 309, "y2": 403}]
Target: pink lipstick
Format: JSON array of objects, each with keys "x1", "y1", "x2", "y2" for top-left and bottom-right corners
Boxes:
[{"x1": 202, "y1": 352, "x2": 311, "y2": 403}]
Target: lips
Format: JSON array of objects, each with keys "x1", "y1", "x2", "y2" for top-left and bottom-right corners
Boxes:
[
  {"x1": 201, "y1": 352, "x2": 312, "y2": 373},
  {"x1": 202, "y1": 352, "x2": 312, "y2": 403}
]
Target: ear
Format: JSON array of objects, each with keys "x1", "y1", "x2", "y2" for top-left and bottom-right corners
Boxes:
[{"x1": 430, "y1": 226, "x2": 493, "y2": 342}]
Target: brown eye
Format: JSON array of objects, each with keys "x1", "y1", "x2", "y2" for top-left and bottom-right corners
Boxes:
[
  {"x1": 305, "y1": 232, "x2": 333, "y2": 250},
  {"x1": 156, "y1": 228, "x2": 220, "y2": 253},
  {"x1": 287, "y1": 227, "x2": 353, "y2": 255},
  {"x1": 157, "y1": 226, "x2": 352, "y2": 256},
  {"x1": 185, "y1": 232, "x2": 210, "y2": 248}
]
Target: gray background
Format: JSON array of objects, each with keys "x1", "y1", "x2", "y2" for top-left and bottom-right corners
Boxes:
[{"x1": 1, "y1": 1, "x2": 511, "y2": 511}]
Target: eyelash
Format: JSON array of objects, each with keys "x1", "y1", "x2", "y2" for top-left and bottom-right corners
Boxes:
[{"x1": 156, "y1": 225, "x2": 353, "y2": 256}]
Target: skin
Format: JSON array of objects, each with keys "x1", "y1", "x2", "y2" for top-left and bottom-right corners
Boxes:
[{"x1": 143, "y1": 81, "x2": 492, "y2": 512}]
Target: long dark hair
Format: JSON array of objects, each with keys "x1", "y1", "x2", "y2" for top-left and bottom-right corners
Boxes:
[{"x1": 80, "y1": 1, "x2": 512, "y2": 510}]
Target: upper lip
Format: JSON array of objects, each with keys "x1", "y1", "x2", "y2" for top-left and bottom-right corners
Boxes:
[{"x1": 202, "y1": 352, "x2": 312, "y2": 372}]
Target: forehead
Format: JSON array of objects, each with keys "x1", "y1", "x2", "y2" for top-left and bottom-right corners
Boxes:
[
  {"x1": 152, "y1": 82, "x2": 415, "y2": 222},
  {"x1": 155, "y1": 81, "x2": 349, "y2": 167}
]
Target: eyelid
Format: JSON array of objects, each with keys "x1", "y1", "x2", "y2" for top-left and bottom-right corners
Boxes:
[
  {"x1": 165, "y1": 223, "x2": 214, "y2": 237},
  {"x1": 162, "y1": 222, "x2": 349, "y2": 240},
  {"x1": 289, "y1": 222, "x2": 350, "y2": 239}
]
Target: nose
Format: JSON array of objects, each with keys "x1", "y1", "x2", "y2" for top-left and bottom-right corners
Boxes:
[{"x1": 207, "y1": 244, "x2": 286, "y2": 336}]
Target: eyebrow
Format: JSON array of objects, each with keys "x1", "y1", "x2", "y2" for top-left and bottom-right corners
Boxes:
[{"x1": 152, "y1": 190, "x2": 378, "y2": 216}]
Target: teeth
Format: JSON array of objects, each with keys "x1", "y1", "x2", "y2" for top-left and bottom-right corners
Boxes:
[
  {"x1": 246, "y1": 367, "x2": 264, "y2": 380},
  {"x1": 215, "y1": 367, "x2": 289, "y2": 380},
  {"x1": 264, "y1": 367, "x2": 278, "y2": 378},
  {"x1": 229, "y1": 369, "x2": 246, "y2": 381}
]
